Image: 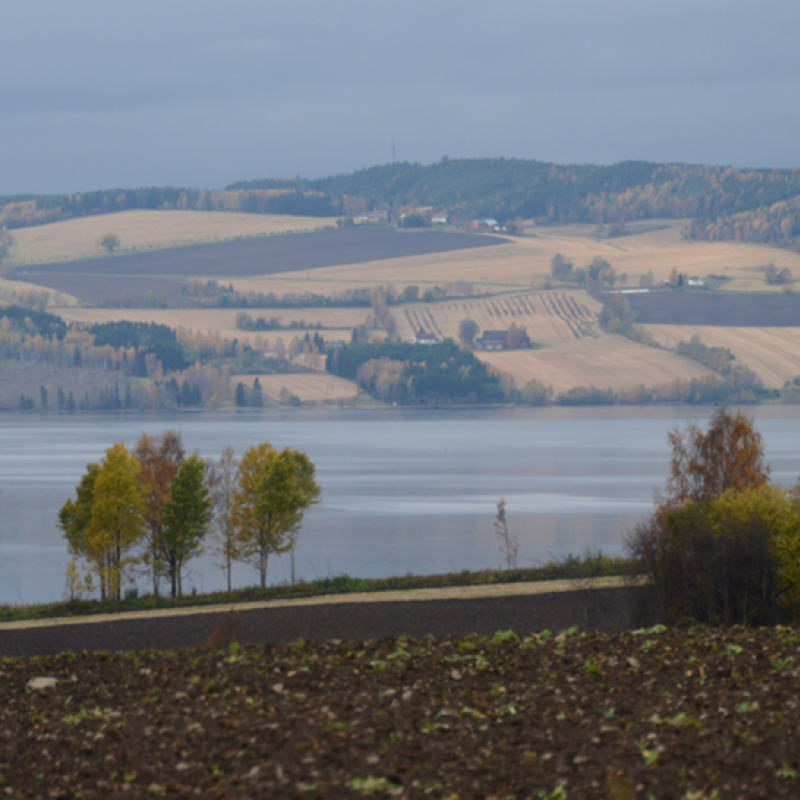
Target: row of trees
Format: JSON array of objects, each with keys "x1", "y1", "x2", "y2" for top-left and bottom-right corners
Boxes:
[
  {"x1": 185, "y1": 280, "x2": 476, "y2": 311},
  {"x1": 58, "y1": 432, "x2": 320, "y2": 600}
]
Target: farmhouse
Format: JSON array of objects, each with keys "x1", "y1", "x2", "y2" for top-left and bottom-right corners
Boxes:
[
  {"x1": 432, "y1": 214, "x2": 448, "y2": 224},
  {"x1": 415, "y1": 331, "x2": 439, "y2": 345},
  {"x1": 474, "y1": 328, "x2": 531, "y2": 351},
  {"x1": 471, "y1": 219, "x2": 499, "y2": 231},
  {"x1": 687, "y1": 276, "x2": 705, "y2": 287},
  {"x1": 353, "y1": 210, "x2": 388, "y2": 223}
]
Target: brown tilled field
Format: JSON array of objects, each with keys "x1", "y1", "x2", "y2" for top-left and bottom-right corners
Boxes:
[
  {"x1": 18, "y1": 228, "x2": 509, "y2": 306},
  {"x1": 479, "y1": 336, "x2": 714, "y2": 394},
  {"x1": 5, "y1": 622, "x2": 800, "y2": 798},
  {"x1": 283, "y1": 221, "x2": 800, "y2": 291},
  {"x1": 628, "y1": 291, "x2": 800, "y2": 327},
  {"x1": 8, "y1": 209, "x2": 338, "y2": 266},
  {"x1": 645, "y1": 325, "x2": 800, "y2": 388}
]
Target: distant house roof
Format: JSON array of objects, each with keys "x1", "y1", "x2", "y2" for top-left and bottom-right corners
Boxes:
[
  {"x1": 471, "y1": 218, "x2": 498, "y2": 229},
  {"x1": 415, "y1": 331, "x2": 438, "y2": 344}
]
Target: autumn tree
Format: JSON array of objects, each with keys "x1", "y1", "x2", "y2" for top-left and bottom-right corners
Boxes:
[
  {"x1": 458, "y1": 318, "x2": 479, "y2": 346},
  {"x1": 402, "y1": 285, "x2": 419, "y2": 303},
  {"x1": 550, "y1": 253, "x2": 573, "y2": 280},
  {"x1": 99, "y1": 233, "x2": 121, "y2": 253},
  {"x1": 59, "y1": 445, "x2": 146, "y2": 600},
  {"x1": 136, "y1": 430, "x2": 185, "y2": 595},
  {"x1": 232, "y1": 443, "x2": 321, "y2": 588},
  {"x1": 506, "y1": 322, "x2": 528, "y2": 349},
  {"x1": 627, "y1": 408, "x2": 780, "y2": 625},
  {"x1": 209, "y1": 446, "x2": 239, "y2": 592},
  {"x1": 161, "y1": 454, "x2": 212, "y2": 597},
  {"x1": 58, "y1": 462, "x2": 100, "y2": 569},
  {"x1": 664, "y1": 407, "x2": 770, "y2": 507}
]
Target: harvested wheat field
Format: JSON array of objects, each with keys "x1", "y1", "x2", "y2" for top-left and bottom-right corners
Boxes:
[
  {"x1": 7, "y1": 209, "x2": 337, "y2": 266},
  {"x1": 279, "y1": 221, "x2": 800, "y2": 290},
  {"x1": 59, "y1": 307, "x2": 372, "y2": 341},
  {"x1": 645, "y1": 325, "x2": 800, "y2": 388},
  {"x1": 234, "y1": 373, "x2": 360, "y2": 403},
  {"x1": 0, "y1": 276, "x2": 77, "y2": 306},
  {"x1": 479, "y1": 336, "x2": 714, "y2": 394},
  {"x1": 395, "y1": 291, "x2": 600, "y2": 343}
]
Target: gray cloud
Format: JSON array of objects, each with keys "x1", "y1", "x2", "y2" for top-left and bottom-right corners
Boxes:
[{"x1": 2, "y1": 0, "x2": 799, "y2": 193}]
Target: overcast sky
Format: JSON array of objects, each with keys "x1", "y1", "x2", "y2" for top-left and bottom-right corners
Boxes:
[{"x1": 3, "y1": 0, "x2": 799, "y2": 194}]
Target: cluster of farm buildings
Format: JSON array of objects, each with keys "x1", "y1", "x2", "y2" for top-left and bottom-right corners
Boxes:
[
  {"x1": 415, "y1": 328, "x2": 531, "y2": 350},
  {"x1": 353, "y1": 206, "x2": 509, "y2": 232}
]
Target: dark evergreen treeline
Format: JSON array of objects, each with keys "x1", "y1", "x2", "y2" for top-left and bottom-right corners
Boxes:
[
  {"x1": 88, "y1": 321, "x2": 188, "y2": 373},
  {"x1": 326, "y1": 339, "x2": 504, "y2": 404},
  {"x1": 0, "y1": 305, "x2": 68, "y2": 340}
]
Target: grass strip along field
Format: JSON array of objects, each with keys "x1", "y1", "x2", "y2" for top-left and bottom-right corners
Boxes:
[
  {"x1": 7, "y1": 624, "x2": 800, "y2": 797},
  {"x1": 0, "y1": 559, "x2": 637, "y2": 623}
]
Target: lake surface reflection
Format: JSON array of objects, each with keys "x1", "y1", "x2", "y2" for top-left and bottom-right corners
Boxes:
[{"x1": 1, "y1": 405, "x2": 799, "y2": 604}]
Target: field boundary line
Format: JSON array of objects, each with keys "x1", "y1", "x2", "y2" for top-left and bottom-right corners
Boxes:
[{"x1": 0, "y1": 575, "x2": 641, "y2": 630}]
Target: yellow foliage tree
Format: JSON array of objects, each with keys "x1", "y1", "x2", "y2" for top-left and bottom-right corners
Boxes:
[
  {"x1": 232, "y1": 443, "x2": 321, "y2": 588},
  {"x1": 63, "y1": 443, "x2": 147, "y2": 601}
]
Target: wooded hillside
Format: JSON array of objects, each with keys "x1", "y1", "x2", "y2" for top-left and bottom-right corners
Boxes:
[{"x1": 6, "y1": 157, "x2": 800, "y2": 250}]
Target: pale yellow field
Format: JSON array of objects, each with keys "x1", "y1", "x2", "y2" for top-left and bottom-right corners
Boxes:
[
  {"x1": 8, "y1": 209, "x2": 337, "y2": 266},
  {"x1": 394, "y1": 291, "x2": 601, "y2": 343},
  {"x1": 0, "y1": 276, "x2": 78, "y2": 306},
  {"x1": 262, "y1": 222, "x2": 800, "y2": 292},
  {"x1": 644, "y1": 325, "x2": 800, "y2": 388},
  {"x1": 234, "y1": 373, "x2": 360, "y2": 403},
  {"x1": 58, "y1": 307, "x2": 371, "y2": 345},
  {"x1": 478, "y1": 335, "x2": 714, "y2": 394}
]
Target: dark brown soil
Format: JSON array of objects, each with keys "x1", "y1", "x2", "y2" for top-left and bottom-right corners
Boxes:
[
  {"x1": 0, "y1": 586, "x2": 653, "y2": 658},
  {"x1": 5, "y1": 605, "x2": 800, "y2": 797},
  {"x1": 16, "y1": 228, "x2": 509, "y2": 305},
  {"x1": 628, "y1": 290, "x2": 800, "y2": 326}
]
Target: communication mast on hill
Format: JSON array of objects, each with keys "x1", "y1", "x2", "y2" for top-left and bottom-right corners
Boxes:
[{"x1": 392, "y1": 134, "x2": 396, "y2": 163}]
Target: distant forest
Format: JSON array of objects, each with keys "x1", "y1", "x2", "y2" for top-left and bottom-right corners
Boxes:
[{"x1": 5, "y1": 158, "x2": 800, "y2": 250}]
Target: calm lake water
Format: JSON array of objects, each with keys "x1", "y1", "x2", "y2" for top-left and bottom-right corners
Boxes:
[{"x1": 1, "y1": 406, "x2": 800, "y2": 605}]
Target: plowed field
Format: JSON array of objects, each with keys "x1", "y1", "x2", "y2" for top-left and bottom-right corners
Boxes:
[{"x1": 5, "y1": 623, "x2": 800, "y2": 797}]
